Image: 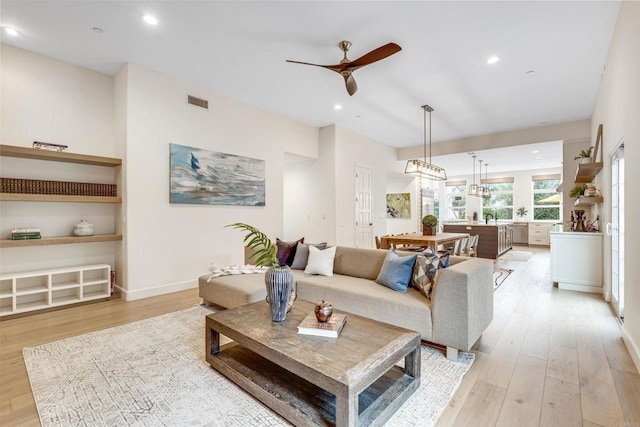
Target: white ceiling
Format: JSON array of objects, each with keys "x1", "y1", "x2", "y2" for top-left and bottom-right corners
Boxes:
[{"x1": 1, "y1": 1, "x2": 619, "y2": 163}]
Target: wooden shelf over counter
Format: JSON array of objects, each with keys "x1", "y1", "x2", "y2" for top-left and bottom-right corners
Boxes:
[
  {"x1": 574, "y1": 195, "x2": 604, "y2": 206},
  {"x1": 0, "y1": 234, "x2": 122, "y2": 248},
  {"x1": 574, "y1": 162, "x2": 603, "y2": 183},
  {"x1": 0, "y1": 193, "x2": 121, "y2": 203},
  {"x1": 0, "y1": 144, "x2": 122, "y2": 167}
]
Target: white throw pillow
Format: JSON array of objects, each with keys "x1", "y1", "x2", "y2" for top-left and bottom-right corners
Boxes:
[{"x1": 304, "y1": 246, "x2": 336, "y2": 277}]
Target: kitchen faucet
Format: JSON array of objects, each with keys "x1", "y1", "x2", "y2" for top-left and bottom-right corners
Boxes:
[{"x1": 485, "y1": 213, "x2": 494, "y2": 224}]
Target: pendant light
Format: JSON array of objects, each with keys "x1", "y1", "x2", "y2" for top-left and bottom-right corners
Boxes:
[
  {"x1": 482, "y1": 163, "x2": 491, "y2": 199},
  {"x1": 404, "y1": 105, "x2": 447, "y2": 181},
  {"x1": 468, "y1": 154, "x2": 479, "y2": 196},
  {"x1": 478, "y1": 159, "x2": 485, "y2": 197}
]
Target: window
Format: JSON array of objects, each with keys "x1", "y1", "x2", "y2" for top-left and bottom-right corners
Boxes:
[
  {"x1": 482, "y1": 178, "x2": 514, "y2": 219},
  {"x1": 445, "y1": 180, "x2": 466, "y2": 220},
  {"x1": 532, "y1": 174, "x2": 561, "y2": 220}
]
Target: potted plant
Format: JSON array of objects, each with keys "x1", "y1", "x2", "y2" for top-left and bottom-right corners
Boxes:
[
  {"x1": 226, "y1": 223, "x2": 295, "y2": 321},
  {"x1": 421, "y1": 215, "x2": 438, "y2": 236},
  {"x1": 574, "y1": 146, "x2": 594, "y2": 163},
  {"x1": 569, "y1": 184, "x2": 587, "y2": 198},
  {"x1": 516, "y1": 207, "x2": 528, "y2": 219}
]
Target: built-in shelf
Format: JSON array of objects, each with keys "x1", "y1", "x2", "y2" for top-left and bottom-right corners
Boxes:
[
  {"x1": 0, "y1": 193, "x2": 121, "y2": 203},
  {"x1": 574, "y1": 196, "x2": 604, "y2": 206},
  {"x1": 574, "y1": 162, "x2": 603, "y2": 183},
  {"x1": 0, "y1": 234, "x2": 122, "y2": 248},
  {"x1": 0, "y1": 144, "x2": 121, "y2": 167}
]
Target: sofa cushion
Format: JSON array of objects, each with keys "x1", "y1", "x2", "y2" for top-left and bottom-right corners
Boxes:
[
  {"x1": 412, "y1": 252, "x2": 450, "y2": 300},
  {"x1": 291, "y1": 242, "x2": 328, "y2": 270},
  {"x1": 296, "y1": 273, "x2": 433, "y2": 340},
  {"x1": 276, "y1": 237, "x2": 304, "y2": 266},
  {"x1": 305, "y1": 246, "x2": 337, "y2": 277},
  {"x1": 375, "y1": 249, "x2": 417, "y2": 292},
  {"x1": 333, "y1": 246, "x2": 387, "y2": 280}
]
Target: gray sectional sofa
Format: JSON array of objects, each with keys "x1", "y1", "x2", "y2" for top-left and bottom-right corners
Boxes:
[{"x1": 199, "y1": 246, "x2": 494, "y2": 360}]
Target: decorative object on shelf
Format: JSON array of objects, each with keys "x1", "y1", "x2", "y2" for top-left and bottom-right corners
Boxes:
[
  {"x1": 386, "y1": 193, "x2": 411, "y2": 218},
  {"x1": 572, "y1": 209, "x2": 587, "y2": 232},
  {"x1": 574, "y1": 146, "x2": 594, "y2": 163},
  {"x1": 467, "y1": 153, "x2": 479, "y2": 196},
  {"x1": 422, "y1": 214, "x2": 438, "y2": 236},
  {"x1": 569, "y1": 184, "x2": 587, "y2": 198},
  {"x1": 584, "y1": 185, "x2": 600, "y2": 197},
  {"x1": 170, "y1": 143, "x2": 265, "y2": 206},
  {"x1": 73, "y1": 219, "x2": 94, "y2": 236},
  {"x1": 226, "y1": 223, "x2": 296, "y2": 321},
  {"x1": 404, "y1": 104, "x2": 447, "y2": 181},
  {"x1": 314, "y1": 300, "x2": 333, "y2": 322},
  {"x1": 516, "y1": 207, "x2": 528, "y2": 218},
  {"x1": 32, "y1": 141, "x2": 68, "y2": 152},
  {"x1": 297, "y1": 312, "x2": 347, "y2": 338}
]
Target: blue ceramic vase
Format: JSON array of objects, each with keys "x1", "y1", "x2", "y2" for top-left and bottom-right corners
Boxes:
[{"x1": 265, "y1": 265, "x2": 295, "y2": 322}]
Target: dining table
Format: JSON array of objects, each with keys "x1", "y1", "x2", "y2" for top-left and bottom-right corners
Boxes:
[{"x1": 379, "y1": 232, "x2": 470, "y2": 251}]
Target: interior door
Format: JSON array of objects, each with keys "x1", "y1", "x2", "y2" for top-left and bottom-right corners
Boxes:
[
  {"x1": 609, "y1": 143, "x2": 625, "y2": 318},
  {"x1": 355, "y1": 165, "x2": 373, "y2": 248}
]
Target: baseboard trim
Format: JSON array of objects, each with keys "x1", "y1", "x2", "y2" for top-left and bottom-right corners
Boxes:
[
  {"x1": 621, "y1": 326, "x2": 640, "y2": 374},
  {"x1": 120, "y1": 279, "x2": 197, "y2": 301}
]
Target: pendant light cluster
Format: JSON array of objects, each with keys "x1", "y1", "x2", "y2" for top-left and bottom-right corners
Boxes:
[
  {"x1": 404, "y1": 104, "x2": 447, "y2": 181},
  {"x1": 468, "y1": 153, "x2": 491, "y2": 198}
]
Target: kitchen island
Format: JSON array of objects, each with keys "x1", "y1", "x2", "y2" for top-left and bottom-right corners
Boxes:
[{"x1": 443, "y1": 223, "x2": 512, "y2": 259}]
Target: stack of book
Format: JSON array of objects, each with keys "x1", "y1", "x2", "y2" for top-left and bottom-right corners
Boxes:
[
  {"x1": 11, "y1": 228, "x2": 41, "y2": 240},
  {"x1": 297, "y1": 313, "x2": 347, "y2": 338}
]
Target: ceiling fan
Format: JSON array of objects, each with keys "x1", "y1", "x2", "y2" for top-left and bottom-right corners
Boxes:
[{"x1": 286, "y1": 40, "x2": 402, "y2": 96}]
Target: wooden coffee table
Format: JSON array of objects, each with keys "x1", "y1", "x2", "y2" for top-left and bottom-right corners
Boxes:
[{"x1": 205, "y1": 300, "x2": 421, "y2": 427}]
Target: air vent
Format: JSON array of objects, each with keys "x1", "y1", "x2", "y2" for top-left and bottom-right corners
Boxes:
[{"x1": 187, "y1": 94, "x2": 209, "y2": 109}]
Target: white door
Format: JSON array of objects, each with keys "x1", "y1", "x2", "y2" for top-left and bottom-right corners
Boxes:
[
  {"x1": 355, "y1": 165, "x2": 373, "y2": 248},
  {"x1": 609, "y1": 143, "x2": 625, "y2": 318}
]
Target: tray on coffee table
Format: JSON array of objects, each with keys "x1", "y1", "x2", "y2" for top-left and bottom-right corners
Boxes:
[{"x1": 205, "y1": 300, "x2": 421, "y2": 426}]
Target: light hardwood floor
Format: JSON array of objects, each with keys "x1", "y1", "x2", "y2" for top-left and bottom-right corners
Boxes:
[{"x1": 1, "y1": 246, "x2": 638, "y2": 426}]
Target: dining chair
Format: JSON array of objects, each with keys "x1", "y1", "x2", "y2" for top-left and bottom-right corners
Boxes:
[
  {"x1": 456, "y1": 237, "x2": 468, "y2": 256},
  {"x1": 467, "y1": 235, "x2": 479, "y2": 257}
]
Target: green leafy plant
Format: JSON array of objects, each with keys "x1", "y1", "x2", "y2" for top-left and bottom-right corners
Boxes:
[
  {"x1": 226, "y1": 223, "x2": 279, "y2": 267},
  {"x1": 569, "y1": 184, "x2": 587, "y2": 198},
  {"x1": 421, "y1": 214, "x2": 438, "y2": 227},
  {"x1": 516, "y1": 207, "x2": 528, "y2": 217},
  {"x1": 574, "y1": 146, "x2": 593, "y2": 160}
]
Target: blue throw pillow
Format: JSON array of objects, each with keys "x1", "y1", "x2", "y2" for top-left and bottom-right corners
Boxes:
[{"x1": 375, "y1": 249, "x2": 417, "y2": 293}]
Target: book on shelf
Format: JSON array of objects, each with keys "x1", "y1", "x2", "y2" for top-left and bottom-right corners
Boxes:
[
  {"x1": 12, "y1": 228, "x2": 41, "y2": 234},
  {"x1": 297, "y1": 313, "x2": 346, "y2": 338},
  {"x1": 11, "y1": 234, "x2": 42, "y2": 240}
]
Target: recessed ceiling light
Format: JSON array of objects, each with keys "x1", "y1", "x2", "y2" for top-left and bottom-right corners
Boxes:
[
  {"x1": 3, "y1": 26, "x2": 21, "y2": 37},
  {"x1": 334, "y1": 104, "x2": 343, "y2": 110},
  {"x1": 142, "y1": 14, "x2": 158, "y2": 25},
  {"x1": 536, "y1": 156, "x2": 542, "y2": 160},
  {"x1": 532, "y1": 150, "x2": 539, "y2": 154},
  {"x1": 486, "y1": 56, "x2": 500, "y2": 65}
]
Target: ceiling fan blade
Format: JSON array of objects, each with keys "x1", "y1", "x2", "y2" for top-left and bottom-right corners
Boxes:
[
  {"x1": 344, "y1": 73, "x2": 358, "y2": 96},
  {"x1": 346, "y1": 43, "x2": 402, "y2": 69},
  {"x1": 286, "y1": 59, "x2": 343, "y2": 73}
]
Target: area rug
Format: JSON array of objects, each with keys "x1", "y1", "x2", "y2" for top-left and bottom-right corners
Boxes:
[
  {"x1": 498, "y1": 250, "x2": 533, "y2": 262},
  {"x1": 23, "y1": 306, "x2": 474, "y2": 427},
  {"x1": 493, "y1": 267, "x2": 514, "y2": 290}
]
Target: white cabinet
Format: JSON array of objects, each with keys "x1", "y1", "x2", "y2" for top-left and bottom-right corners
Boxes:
[
  {"x1": 528, "y1": 223, "x2": 552, "y2": 246},
  {"x1": 550, "y1": 232, "x2": 603, "y2": 293},
  {"x1": 0, "y1": 264, "x2": 111, "y2": 316}
]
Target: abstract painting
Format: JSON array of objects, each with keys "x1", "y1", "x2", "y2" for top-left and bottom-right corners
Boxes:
[
  {"x1": 386, "y1": 193, "x2": 411, "y2": 218},
  {"x1": 170, "y1": 143, "x2": 265, "y2": 206}
]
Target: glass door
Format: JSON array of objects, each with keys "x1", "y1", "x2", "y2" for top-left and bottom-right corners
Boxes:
[{"x1": 610, "y1": 143, "x2": 624, "y2": 319}]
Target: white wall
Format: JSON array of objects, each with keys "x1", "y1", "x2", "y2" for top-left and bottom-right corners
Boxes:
[
  {"x1": 0, "y1": 44, "x2": 118, "y2": 274},
  {"x1": 120, "y1": 64, "x2": 318, "y2": 299},
  {"x1": 590, "y1": 1, "x2": 640, "y2": 370}
]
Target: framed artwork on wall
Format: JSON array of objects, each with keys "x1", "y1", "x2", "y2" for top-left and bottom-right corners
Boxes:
[
  {"x1": 386, "y1": 193, "x2": 411, "y2": 218},
  {"x1": 169, "y1": 143, "x2": 265, "y2": 206}
]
